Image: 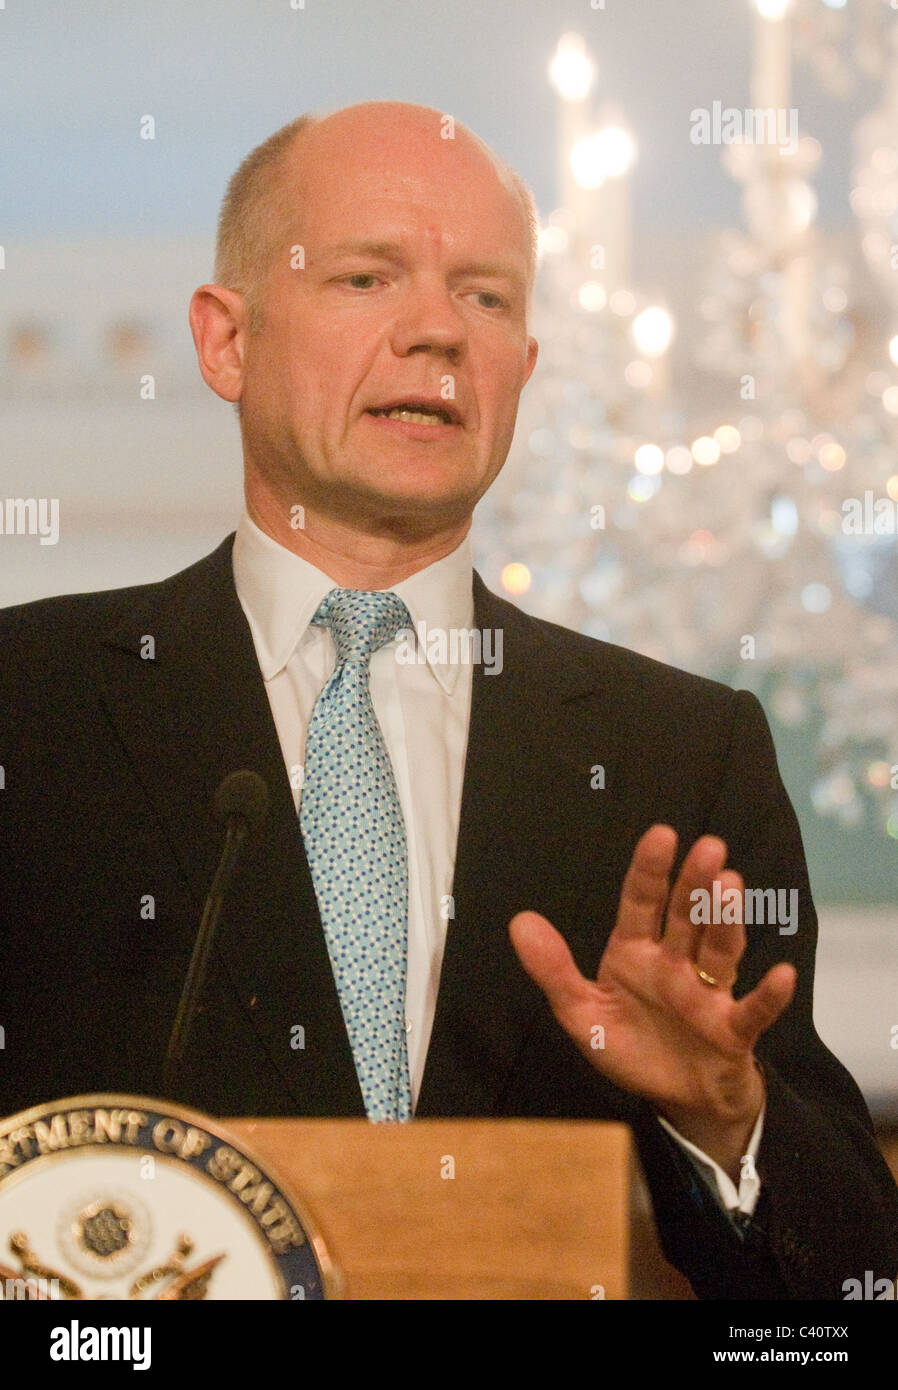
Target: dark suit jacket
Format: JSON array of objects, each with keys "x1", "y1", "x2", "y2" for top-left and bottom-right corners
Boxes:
[{"x1": 1, "y1": 534, "x2": 896, "y2": 1299}]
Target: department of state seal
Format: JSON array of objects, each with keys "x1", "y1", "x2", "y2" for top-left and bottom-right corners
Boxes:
[{"x1": 0, "y1": 1095, "x2": 340, "y2": 1300}]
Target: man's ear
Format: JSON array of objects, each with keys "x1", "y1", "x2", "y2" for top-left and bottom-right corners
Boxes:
[
  {"x1": 188, "y1": 285, "x2": 249, "y2": 403},
  {"x1": 522, "y1": 334, "x2": 539, "y2": 388}
]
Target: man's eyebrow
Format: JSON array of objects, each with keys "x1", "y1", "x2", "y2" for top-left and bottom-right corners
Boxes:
[
  {"x1": 452, "y1": 258, "x2": 523, "y2": 282},
  {"x1": 323, "y1": 240, "x2": 523, "y2": 282}
]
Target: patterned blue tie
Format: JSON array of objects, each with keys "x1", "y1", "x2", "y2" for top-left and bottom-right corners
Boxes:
[{"x1": 299, "y1": 588, "x2": 413, "y2": 1123}]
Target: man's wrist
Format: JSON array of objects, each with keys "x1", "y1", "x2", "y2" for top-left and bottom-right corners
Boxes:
[{"x1": 656, "y1": 1059, "x2": 765, "y2": 1182}]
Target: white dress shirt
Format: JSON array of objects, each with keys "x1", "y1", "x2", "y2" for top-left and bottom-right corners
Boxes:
[{"x1": 232, "y1": 510, "x2": 762, "y2": 1220}]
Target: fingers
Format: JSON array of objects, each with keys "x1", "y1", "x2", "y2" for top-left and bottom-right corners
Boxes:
[
  {"x1": 663, "y1": 834, "x2": 729, "y2": 958},
  {"x1": 613, "y1": 824, "x2": 678, "y2": 941},
  {"x1": 508, "y1": 911, "x2": 590, "y2": 1018},
  {"x1": 729, "y1": 962, "x2": 797, "y2": 1045},
  {"x1": 691, "y1": 869, "x2": 746, "y2": 987}
]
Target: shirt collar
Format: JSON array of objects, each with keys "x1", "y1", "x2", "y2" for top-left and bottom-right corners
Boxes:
[{"x1": 232, "y1": 511, "x2": 474, "y2": 694}]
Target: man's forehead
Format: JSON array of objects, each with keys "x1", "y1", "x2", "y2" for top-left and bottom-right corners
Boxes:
[
  {"x1": 295, "y1": 159, "x2": 505, "y2": 216},
  {"x1": 285, "y1": 156, "x2": 526, "y2": 258},
  {"x1": 271, "y1": 107, "x2": 532, "y2": 277},
  {"x1": 286, "y1": 114, "x2": 513, "y2": 206}
]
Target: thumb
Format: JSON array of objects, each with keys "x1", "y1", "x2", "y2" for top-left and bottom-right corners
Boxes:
[{"x1": 509, "y1": 911, "x2": 588, "y2": 1015}]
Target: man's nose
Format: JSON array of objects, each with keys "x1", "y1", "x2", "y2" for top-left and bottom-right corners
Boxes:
[{"x1": 389, "y1": 277, "x2": 466, "y2": 357}]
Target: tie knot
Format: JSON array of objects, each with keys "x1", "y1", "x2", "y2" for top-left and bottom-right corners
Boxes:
[{"x1": 311, "y1": 588, "x2": 412, "y2": 666}]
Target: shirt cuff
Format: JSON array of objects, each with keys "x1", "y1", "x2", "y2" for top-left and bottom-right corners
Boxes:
[{"x1": 656, "y1": 1103, "x2": 765, "y2": 1219}]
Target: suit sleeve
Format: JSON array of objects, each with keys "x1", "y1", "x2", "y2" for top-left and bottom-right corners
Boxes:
[{"x1": 685, "y1": 687, "x2": 898, "y2": 1298}]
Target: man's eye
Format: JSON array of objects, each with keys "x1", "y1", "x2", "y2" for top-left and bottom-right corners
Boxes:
[
  {"x1": 344, "y1": 273, "x2": 379, "y2": 288},
  {"x1": 473, "y1": 291, "x2": 506, "y2": 309}
]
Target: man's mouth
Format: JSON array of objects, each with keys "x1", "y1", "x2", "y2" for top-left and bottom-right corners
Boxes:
[{"x1": 366, "y1": 398, "x2": 461, "y2": 427}]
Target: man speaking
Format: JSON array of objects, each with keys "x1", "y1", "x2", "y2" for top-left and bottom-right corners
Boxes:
[{"x1": 1, "y1": 101, "x2": 896, "y2": 1300}]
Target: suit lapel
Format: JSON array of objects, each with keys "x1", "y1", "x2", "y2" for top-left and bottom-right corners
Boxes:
[
  {"x1": 416, "y1": 574, "x2": 624, "y2": 1115},
  {"x1": 97, "y1": 535, "x2": 365, "y2": 1116}
]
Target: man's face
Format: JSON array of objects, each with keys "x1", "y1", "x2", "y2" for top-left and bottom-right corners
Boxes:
[{"x1": 237, "y1": 110, "x2": 538, "y2": 536}]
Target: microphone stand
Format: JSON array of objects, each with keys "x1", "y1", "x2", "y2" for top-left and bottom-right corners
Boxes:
[{"x1": 163, "y1": 772, "x2": 267, "y2": 1097}]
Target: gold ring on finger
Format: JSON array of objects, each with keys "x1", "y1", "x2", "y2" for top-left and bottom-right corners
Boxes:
[{"x1": 694, "y1": 965, "x2": 736, "y2": 989}]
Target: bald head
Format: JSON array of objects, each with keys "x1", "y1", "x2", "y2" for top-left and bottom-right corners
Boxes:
[{"x1": 214, "y1": 101, "x2": 538, "y2": 330}]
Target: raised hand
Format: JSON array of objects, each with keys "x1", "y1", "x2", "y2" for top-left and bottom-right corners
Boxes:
[{"x1": 509, "y1": 824, "x2": 797, "y2": 1177}]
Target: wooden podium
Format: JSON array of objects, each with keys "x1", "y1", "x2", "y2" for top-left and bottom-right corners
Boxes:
[{"x1": 229, "y1": 1118, "x2": 695, "y2": 1300}]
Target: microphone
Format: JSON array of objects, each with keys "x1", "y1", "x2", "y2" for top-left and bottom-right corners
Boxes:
[{"x1": 163, "y1": 770, "x2": 269, "y2": 1097}]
